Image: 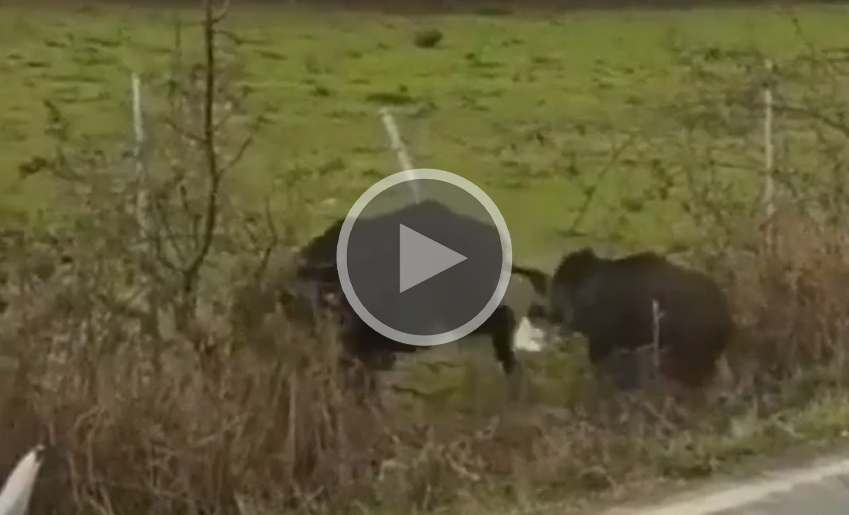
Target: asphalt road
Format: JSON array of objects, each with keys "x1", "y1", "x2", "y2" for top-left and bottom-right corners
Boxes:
[{"x1": 601, "y1": 452, "x2": 849, "y2": 515}]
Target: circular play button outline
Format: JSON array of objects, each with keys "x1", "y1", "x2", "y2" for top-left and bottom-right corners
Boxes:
[{"x1": 336, "y1": 168, "x2": 513, "y2": 347}]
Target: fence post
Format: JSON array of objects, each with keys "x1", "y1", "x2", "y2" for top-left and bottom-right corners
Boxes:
[
  {"x1": 131, "y1": 72, "x2": 160, "y2": 337},
  {"x1": 378, "y1": 107, "x2": 422, "y2": 203},
  {"x1": 762, "y1": 59, "x2": 776, "y2": 246},
  {"x1": 131, "y1": 72, "x2": 149, "y2": 244}
]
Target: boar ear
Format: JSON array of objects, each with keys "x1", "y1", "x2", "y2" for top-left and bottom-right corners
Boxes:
[
  {"x1": 556, "y1": 247, "x2": 601, "y2": 284},
  {"x1": 569, "y1": 247, "x2": 600, "y2": 267}
]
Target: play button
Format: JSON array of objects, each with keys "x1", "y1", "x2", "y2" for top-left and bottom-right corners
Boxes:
[
  {"x1": 399, "y1": 224, "x2": 467, "y2": 293},
  {"x1": 337, "y1": 169, "x2": 513, "y2": 347}
]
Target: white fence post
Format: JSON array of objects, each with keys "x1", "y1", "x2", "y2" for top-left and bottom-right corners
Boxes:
[
  {"x1": 130, "y1": 72, "x2": 159, "y2": 335},
  {"x1": 379, "y1": 107, "x2": 422, "y2": 203},
  {"x1": 131, "y1": 72, "x2": 149, "y2": 245},
  {"x1": 763, "y1": 59, "x2": 775, "y2": 223}
]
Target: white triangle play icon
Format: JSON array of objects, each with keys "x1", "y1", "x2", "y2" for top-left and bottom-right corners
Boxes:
[{"x1": 399, "y1": 224, "x2": 467, "y2": 293}]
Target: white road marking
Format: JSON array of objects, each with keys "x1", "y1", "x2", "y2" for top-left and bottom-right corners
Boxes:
[{"x1": 603, "y1": 452, "x2": 849, "y2": 515}]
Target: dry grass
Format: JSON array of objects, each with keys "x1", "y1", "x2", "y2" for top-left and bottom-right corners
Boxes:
[
  {"x1": 721, "y1": 210, "x2": 849, "y2": 394},
  {"x1": 1, "y1": 209, "x2": 849, "y2": 515}
]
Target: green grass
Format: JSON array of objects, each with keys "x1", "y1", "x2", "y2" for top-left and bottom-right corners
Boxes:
[{"x1": 3, "y1": 2, "x2": 849, "y2": 260}]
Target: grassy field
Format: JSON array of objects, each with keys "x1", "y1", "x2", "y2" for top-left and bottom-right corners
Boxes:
[{"x1": 3, "y1": 2, "x2": 849, "y2": 263}]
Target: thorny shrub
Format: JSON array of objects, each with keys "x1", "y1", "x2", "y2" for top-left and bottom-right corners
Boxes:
[{"x1": 662, "y1": 37, "x2": 849, "y2": 395}]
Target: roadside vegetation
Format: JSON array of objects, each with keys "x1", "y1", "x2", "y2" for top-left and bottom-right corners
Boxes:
[{"x1": 3, "y1": 2, "x2": 849, "y2": 515}]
